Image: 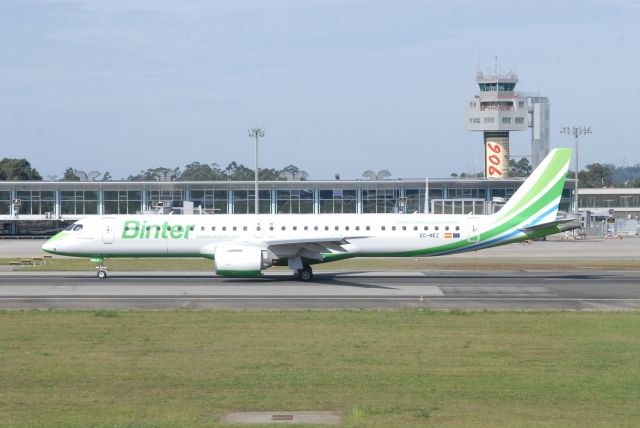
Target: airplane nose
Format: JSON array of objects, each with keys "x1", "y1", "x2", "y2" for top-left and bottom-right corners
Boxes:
[
  {"x1": 42, "y1": 240, "x2": 55, "y2": 253},
  {"x1": 42, "y1": 236, "x2": 63, "y2": 254}
]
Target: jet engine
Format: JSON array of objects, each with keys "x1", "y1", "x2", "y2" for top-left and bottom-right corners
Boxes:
[{"x1": 214, "y1": 243, "x2": 273, "y2": 277}]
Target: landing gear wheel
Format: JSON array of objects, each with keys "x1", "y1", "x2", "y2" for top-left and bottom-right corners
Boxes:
[
  {"x1": 97, "y1": 269, "x2": 107, "y2": 279},
  {"x1": 298, "y1": 266, "x2": 313, "y2": 282}
]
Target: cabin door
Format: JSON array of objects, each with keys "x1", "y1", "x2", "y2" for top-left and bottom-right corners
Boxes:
[
  {"x1": 467, "y1": 217, "x2": 480, "y2": 242},
  {"x1": 102, "y1": 217, "x2": 115, "y2": 244}
]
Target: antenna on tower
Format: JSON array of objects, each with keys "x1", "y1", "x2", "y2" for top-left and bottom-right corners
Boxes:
[{"x1": 477, "y1": 37, "x2": 481, "y2": 73}]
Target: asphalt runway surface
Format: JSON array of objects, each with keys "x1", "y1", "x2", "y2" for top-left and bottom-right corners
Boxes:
[{"x1": 0, "y1": 270, "x2": 639, "y2": 310}]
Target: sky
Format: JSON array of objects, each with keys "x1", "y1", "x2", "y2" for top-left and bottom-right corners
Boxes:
[{"x1": 1, "y1": 0, "x2": 639, "y2": 180}]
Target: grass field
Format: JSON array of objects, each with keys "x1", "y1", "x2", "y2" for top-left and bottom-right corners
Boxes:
[
  {"x1": 1, "y1": 311, "x2": 639, "y2": 427},
  {"x1": 4, "y1": 256, "x2": 640, "y2": 272}
]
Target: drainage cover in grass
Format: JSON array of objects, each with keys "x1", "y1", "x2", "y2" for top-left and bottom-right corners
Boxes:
[{"x1": 223, "y1": 411, "x2": 341, "y2": 425}]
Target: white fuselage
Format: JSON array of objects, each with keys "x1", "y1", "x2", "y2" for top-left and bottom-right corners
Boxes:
[{"x1": 44, "y1": 213, "x2": 488, "y2": 259}]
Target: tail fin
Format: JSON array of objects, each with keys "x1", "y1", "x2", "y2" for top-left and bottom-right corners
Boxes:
[{"x1": 491, "y1": 148, "x2": 572, "y2": 227}]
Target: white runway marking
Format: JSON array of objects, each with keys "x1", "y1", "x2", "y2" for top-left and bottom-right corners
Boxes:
[{"x1": 0, "y1": 284, "x2": 445, "y2": 298}]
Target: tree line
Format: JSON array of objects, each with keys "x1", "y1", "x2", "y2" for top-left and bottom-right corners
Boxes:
[
  {"x1": 0, "y1": 158, "x2": 309, "y2": 182},
  {"x1": 2, "y1": 156, "x2": 640, "y2": 187}
]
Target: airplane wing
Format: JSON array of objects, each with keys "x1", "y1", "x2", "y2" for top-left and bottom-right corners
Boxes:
[
  {"x1": 199, "y1": 236, "x2": 371, "y2": 261},
  {"x1": 264, "y1": 236, "x2": 371, "y2": 261}
]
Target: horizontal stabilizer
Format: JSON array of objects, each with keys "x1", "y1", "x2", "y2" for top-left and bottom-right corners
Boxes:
[{"x1": 520, "y1": 219, "x2": 579, "y2": 233}]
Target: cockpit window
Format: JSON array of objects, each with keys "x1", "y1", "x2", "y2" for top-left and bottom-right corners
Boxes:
[
  {"x1": 64, "y1": 223, "x2": 83, "y2": 231},
  {"x1": 73, "y1": 224, "x2": 83, "y2": 231}
]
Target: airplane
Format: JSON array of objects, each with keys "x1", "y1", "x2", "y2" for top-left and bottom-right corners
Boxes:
[{"x1": 42, "y1": 148, "x2": 575, "y2": 281}]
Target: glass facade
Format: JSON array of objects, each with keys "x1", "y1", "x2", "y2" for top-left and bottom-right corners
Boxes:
[
  {"x1": 0, "y1": 179, "x2": 582, "y2": 225},
  {"x1": 479, "y1": 82, "x2": 516, "y2": 92},
  {"x1": 447, "y1": 188, "x2": 486, "y2": 199},
  {"x1": 579, "y1": 195, "x2": 640, "y2": 209},
  {"x1": 233, "y1": 190, "x2": 270, "y2": 214},
  {"x1": 276, "y1": 189, "x2": 314, "y2": 214},
  {"x1": 362, "y1": 189, "x2": 399, "y2": 213},
  {"x1": 405, "y1": 189, "x2": 426, "y2": 213},
  {"x1": 104, "y1": 190, "x2": 142, "y2": 215},
  {"x1": 15, "y1": 190, "x2": 55, "y2": 215},
  {"x1": 0, "y1": 191, "x2": 11, "y2": 215},
  {"x1": 489, "y1": 187, "x2": 517, "y2": 200},
  {"x1": 319, "y1": 189, "x2": 357, "y2": 214},
  {"x1": 61, "y1": 190, "x2": 99, "y2": 215},
  {"x1": 146, "y1": 189, "x2": 184, "y2": 210},
  {"x1": 191, "y1": 189, "x2": 229, "y2": 214}
]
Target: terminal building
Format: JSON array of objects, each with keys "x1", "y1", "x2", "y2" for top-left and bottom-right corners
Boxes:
[
  {"x1": 0, "y1": 177, "x2": 574, "y2": 236},
  {"x1": 2, "y1": 178, "x2": 638, "y2": 237}
]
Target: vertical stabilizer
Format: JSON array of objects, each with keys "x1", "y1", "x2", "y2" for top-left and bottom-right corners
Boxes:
[{"x1": 491, "y1": 148, "x2": 572, "y2": 227}]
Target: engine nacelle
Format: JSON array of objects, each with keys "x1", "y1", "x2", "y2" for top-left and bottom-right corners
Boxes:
[{"x1": 214, "y1": 244, "x2": 273, "y2": 277}]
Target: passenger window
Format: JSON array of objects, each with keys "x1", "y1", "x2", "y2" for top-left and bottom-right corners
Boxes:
[
  {"x1": 402, "y1": 226, "x2": 406, "y2": 231},
  {"x1": 304, "y1": 226, "x2": 308, "y2": 231},
  {"x1": 293, "y1": 226, "x2": 297, "y2": 231},
  {"x1": 233, "y1": 226, "x2": 237, "y2": 231},
  {"x1": 434, "y1": 226, "x2": 439, "y2": 231},
  {"x1": 366, "y1": 226, "x2": 370, "y2": 231},
  {"x1": 256, "y1": 226, "x2": 261, "y2": 231},
  {"x1": 269, "y1": 226, "x2": 274, "y2": 231},
  {"x1": 413, "y1": 226, "x2": 418, "y2": 231},
  {"x1": 325, "y1": 226, "x2": 329, "y2": 231},
  {"x1": 381, "y1": 226, "x2": 386, "y2": 231},
  {"x1": 146, "y1": 226, "x2": 151, "y2": 231},
  {"x1": 190, "y1": 226, "x2": 194, "y2": 231},
  {"x1": 355, "y1": 226, "x2": 360, "y2": 231},
  {"x1": 424, "y1": 226, "x2": 428, "y2": 231},
  {"x1": 445, "y1": 226, "x2": 449, "y2": 231},
  {"x1": 455, "y1": 226, "x2": 460, "y2": 231},
  {"x1": 391, "y1": 226, "x2": 396, "y2": 231},
  {"x1": 345, "y1": 226, "x2": 349, "y2": 231},
  {"x1": 243, "y1": 226, "x2": 248, "y2": 231},
  {"x1": 212, "y1": 226, "x2": 216, "y2": 231},
  {"x1": 282, "y1": 226, "x2": 286, "y2": 231},
  {"x1": 167, "y1": 226, "x2": 172, "y2": 231},
  {"x1": 314, "y1": 226, "x2": 318, "y2": 231},
  {"x1": 222, "y1": 226, "x2": 226, "y2": 231},
  {"x1": 201, "y1": 226, "x2": 205, "y2": 231},
  {"x1": 335, "y1": 226, "x2": 339, "y2": 231}
]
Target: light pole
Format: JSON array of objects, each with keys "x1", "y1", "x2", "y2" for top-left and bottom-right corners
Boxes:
[
  {"x1": 560, "y1": 126, "x2": 591, "y2": 213},
  {"x1": 248, "y1": 128, "x2": 265, "y2": 214}
]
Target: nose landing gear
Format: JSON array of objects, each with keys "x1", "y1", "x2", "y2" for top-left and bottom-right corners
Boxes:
[{"x1": 91, "y1": 257, "x2": 108, "y2": 279}]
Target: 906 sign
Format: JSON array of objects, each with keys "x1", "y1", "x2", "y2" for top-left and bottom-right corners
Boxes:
[{"x1": 485, "y1": 141, "x2": 507, "y2": 178}]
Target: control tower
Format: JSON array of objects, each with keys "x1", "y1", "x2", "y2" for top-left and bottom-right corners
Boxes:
[{"x1": 466, "y1": 69, "x2": 529, "y2": 178}]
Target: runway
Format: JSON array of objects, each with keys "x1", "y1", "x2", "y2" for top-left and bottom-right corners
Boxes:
[{"x1": 0, "y1": 270, "x2": 639, "y2": 310}]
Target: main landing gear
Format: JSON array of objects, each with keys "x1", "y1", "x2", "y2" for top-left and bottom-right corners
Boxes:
[{"x1": 297, "y1": 266, "x2": 313, "y2": 282}]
